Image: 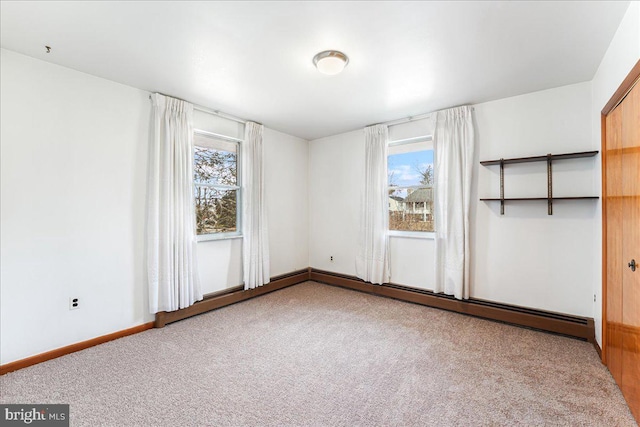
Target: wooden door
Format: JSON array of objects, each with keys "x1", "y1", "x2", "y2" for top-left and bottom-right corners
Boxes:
[
  {"x1": 604, "y1": 68, "x2": 640, "y2": 421},
  {"x1": 605, "y1": 96, "x2": 623, "y2": 386},
  {"x1": 620, "y1": 77, "x2": 640, "y2": 418}
]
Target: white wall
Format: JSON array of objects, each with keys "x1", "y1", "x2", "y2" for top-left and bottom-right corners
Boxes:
[
  {"x1": 309, "y1": 122, "x2": 436, "y2": 290},
  {"x1": 309, "y1": 130, "x2": 364, "y2": 276},
  {"x1": 0, "y1": 49, "x2": 309, "y2": 364},
  {"x1": 1, "y1": 49, "x2": 152, "y2": 364},
  {"x1": 473, "y1": 82, "x2": 596, "y2": 317},
  {"x1": 192, "y1": 110, "x2": 244, "y2": 295},
  {"x1": 591, "y1": 2, "x2": 640, "y2": 346},
  {"x1": 264, "y1": 128, "x2": 309, "y2": 277},
  {"x1": 387, "y1": 118, "x2": 436, "y2": 288},
  {"x1": 194, "y1": 120, "x2": 309, "y2": 296},
  {"x1": 389, "y1": 236, "x2": 435, "y2": 289},
  {"x1": 309, "y1": 82, "x2": 597, "y2": 317},
  {"x1": 2, "y1": 2, "x2": 635, "y2": 362}
]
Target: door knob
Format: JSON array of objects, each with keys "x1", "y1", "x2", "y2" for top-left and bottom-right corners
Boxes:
[{"x1": 629, "y1": 259, "x2": 637, "y2": 272}]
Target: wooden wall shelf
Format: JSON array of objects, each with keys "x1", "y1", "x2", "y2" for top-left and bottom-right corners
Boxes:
[
  {"x1": 480, "y1": 150, "x2": 599, "y2": 215},
  {"x1": 480, "y1": 150, "x2": 598, "y2": 166},
  {"x1": 480, "y1": 197, "x2": 599, "y2": 201}
]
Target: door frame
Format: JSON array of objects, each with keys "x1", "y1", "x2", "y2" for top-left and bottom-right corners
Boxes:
[{"x1": 601, "y1": 59, "x2": 640, "y2": 363}]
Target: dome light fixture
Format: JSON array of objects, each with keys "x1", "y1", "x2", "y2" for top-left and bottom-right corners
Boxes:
[{"x1": 313, "y1": 50, "x2": 349, "y2": 75}]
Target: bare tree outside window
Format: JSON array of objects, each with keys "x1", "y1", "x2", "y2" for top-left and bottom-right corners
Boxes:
[
  {"x1": 416, "y1": 163, "x2": 433, "y2": 186},
  {"x1": 193, "y1": 134, "x2": 240, "y2": 235}
]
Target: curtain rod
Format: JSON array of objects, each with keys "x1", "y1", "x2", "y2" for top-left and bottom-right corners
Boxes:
[
  {"x1": 376, "y1": 112, "x2": 433, "y2": 128},
  {"x1": 148, "y1": 93, "x2": 261, "y2": 126},
  {"x1": 368, "y1": 106, "x2": 475, "y2": 128}
]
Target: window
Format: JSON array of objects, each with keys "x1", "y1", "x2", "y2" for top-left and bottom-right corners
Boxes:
[
  {"x1": 193, "y1": 131, "x2": 241, "y2": 239},
  {"x1": 387, "y1": 137, "x2": 434, "y2": 232}
]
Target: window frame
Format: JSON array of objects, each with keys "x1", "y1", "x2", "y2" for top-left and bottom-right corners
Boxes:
[
  {"x1": 193, "y1": 129, "x2": 243, "y2": 242},
  {"x1": 387, "y1": 134, "x2": 435, "y2": 239}
]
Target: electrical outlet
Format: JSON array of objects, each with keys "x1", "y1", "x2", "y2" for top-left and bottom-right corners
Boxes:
[
  {"x1": 69, "y1": 297, "x2": 79, "y2": 310},
  {"x1": 594, "y1": 294, "x2": 596, "y2": 303},
  {"x1": 330, "y1": 256, "x2": 334, "y2": 262}
]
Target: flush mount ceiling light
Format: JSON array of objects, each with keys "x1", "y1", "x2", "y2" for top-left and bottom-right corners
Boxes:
[{"x1": 313, "y1": 50, "x2": 349, "y2": 75}]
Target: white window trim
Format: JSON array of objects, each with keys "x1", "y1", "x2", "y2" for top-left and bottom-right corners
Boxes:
[
  {"x1": 194, "y1": 128, "x2": 243, "y2": 143},
  {"x1": 387, "y1": 134, "x2": 435, "y2": 235},
  {"x1": 388, "y1": 134, "x2": 433, "y2": 147},
  {"x1": 388, "y1": 230, "x2": 435, "y2": 239},
  {"x1": 194, "y1": 128, "x2": 243, "y2": 241},
  {"x1": 197, "y1": 233, "x2": 243, "y2": 242}
]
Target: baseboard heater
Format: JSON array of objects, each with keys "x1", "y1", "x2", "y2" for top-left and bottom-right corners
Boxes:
[
  {"x1": 154, "y1": 268, "x2": 311, "y2": 327},
  {"x1": 309, "y1": 269, "x2": 595, "y2": 343},
  {"x1": 3, "y1": 268, "x2": 594, "y2": 376},
  {"x1": 155, "y1": 267, "x2": 594, "y2": 343}
]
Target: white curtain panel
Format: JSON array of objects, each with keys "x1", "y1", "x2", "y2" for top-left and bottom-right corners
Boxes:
[
  {"x1": 242, "y1": 122, "x2": 270, "y2": 290},
  {"x1": 433, "y1": 105, "x2": 475, "y2": 299},
  {"x1": 147, "y1": 93, "x2": 202, "y2": 313},
  {"x1": 356, "y1": 124, "x2": 391, "y2": 285}
]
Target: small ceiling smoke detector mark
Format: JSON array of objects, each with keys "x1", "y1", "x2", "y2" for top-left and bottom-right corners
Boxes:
[{"x1": 45, "y1": 46, "x2": 51, "y2": 53}]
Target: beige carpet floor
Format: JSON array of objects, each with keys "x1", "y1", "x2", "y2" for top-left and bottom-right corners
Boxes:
[{"x1": 0, "y1": 281, "x2": 636, "y2": 426}]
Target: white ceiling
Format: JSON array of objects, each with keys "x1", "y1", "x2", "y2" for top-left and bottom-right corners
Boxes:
[{"x1": 0, "y1": 1, "x2": 630, "y2": 140}]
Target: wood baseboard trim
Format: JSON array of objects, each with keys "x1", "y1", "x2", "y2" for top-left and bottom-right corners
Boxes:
[
  {"x1": 0, "y1": 322, "x2": 154, "y2": 375},
  {"x1": 594, "y1": 339, "x2": 603, "y2": 361},
  {"x1": 2, "y1": 268, "x2": 595, "y2": 374},
  {"x1": 309, "y1": 269, "x2": 595, "y2": 342},
  {"x1": 155, "y1": 268, "x2": 311, "y2": 327}
]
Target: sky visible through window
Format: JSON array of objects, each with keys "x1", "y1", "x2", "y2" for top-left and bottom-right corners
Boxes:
[{"x1": 388, "y1": 150, "x2": 433, "y2": 187}]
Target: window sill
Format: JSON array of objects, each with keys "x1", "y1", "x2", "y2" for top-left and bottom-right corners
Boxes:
[
  {"x1": 197, "y1": 233, "x2": 243, "y2": 242},
  {"x1": 388, "y1": 230, "x2": 435, "y2": 240}
]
